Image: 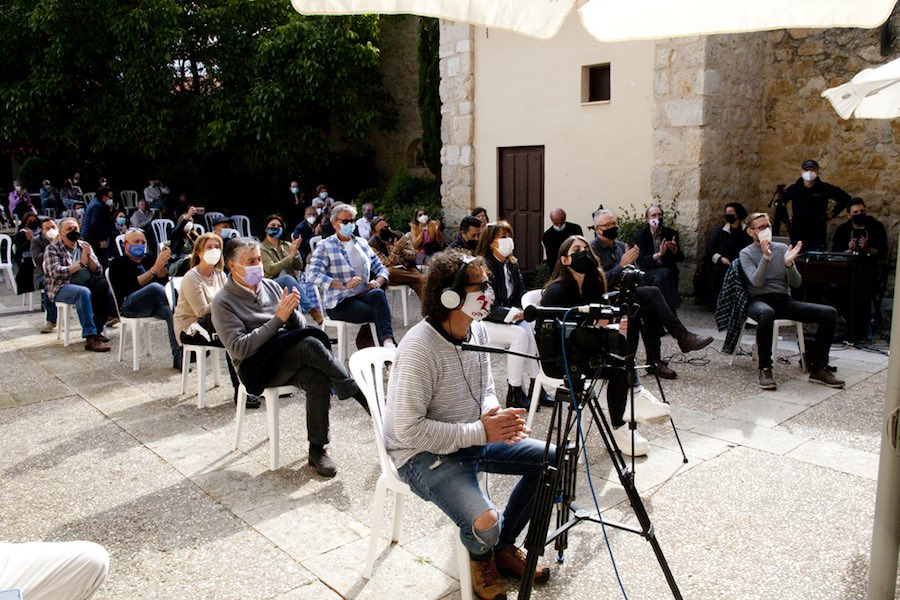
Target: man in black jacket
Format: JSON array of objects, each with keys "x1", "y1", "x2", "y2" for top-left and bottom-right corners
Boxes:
[
  {"x1": 541, "y1": 208, "x2": 583, "y2": 267},
  {"x1": 777, "y1": 159, "x2": 851, "y2": 251},
  {"x1": 633, "y1": 205, "x2": 683, "y2": 311}
]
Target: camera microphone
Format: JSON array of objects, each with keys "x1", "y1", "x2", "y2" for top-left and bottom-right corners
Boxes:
[{"x1": 523, "y1": 304, "x2": 618, "y2": 323}]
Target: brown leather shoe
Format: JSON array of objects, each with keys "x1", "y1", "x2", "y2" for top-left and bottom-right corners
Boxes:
[
  {"x1": 494, "y1": 544, "x2": 550, "y2": 584},
  {"x1": 308, "y1": 307, "x2": 324, "y2": 326},
  {"x1": 96, "y1": 333, "x2": 110, "y2": 343},
  {"x1": 40, "y1": 321, "x2": 56, "y2": 334},
  {"x1": 84, "y1": 335, "x2": 111, "y2": 353},
  {"x1": 469, "y1": 556, "x2": 507, "y2": 600},
  {"x1": 677, "y1": 332, "x2": 714, "y2": 353},
  {"x1": 647, "y1": 360, "x2": 677, "y2": 379}
]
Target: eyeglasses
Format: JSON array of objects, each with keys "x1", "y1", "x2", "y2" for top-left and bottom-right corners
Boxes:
[
  {"x1": 752, "y1": 224, "x2": 771, "y2": 231},
  {"x1": 338, "y1": 219, "x2": 354, "y2": 225}
]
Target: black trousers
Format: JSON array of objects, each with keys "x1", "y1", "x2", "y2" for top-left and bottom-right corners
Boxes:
[
  {"x1": 747, "y1": 293, "x2": 836, "y2": 370},
  {"x1": 626, "y1": 285, "x2": 688, "y2": 363}
]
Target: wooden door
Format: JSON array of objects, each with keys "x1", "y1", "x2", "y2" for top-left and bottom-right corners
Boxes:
[{"x1": 498, "y1": 146, "x2": 544, "y2": 272}]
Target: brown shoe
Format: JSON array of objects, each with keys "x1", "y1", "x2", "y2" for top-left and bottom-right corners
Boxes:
[
  {"x1": 469, "y1": 556, "x2": 507, "y2": 600},
  {"x1": 308, "y1": 307, "x2": 324, "y2": 326},
  {"x1": 355, "y1": 325, "x2": 375, "y2": 350},
  {"x1": 40, "y1": 321, "x2": 56, "y2": 334},
  {"x1": 647, "y1": 360, "x2": 677, "y2": 379},
  {"x1": 84, "y1": 335, "x2": 111, "y2": 353},
  {"x1": 96, "y1": 333, "x2": 110, "y2": 343},
  {"x1": 677, "y1": 332, "x2": 714, "y2": 353},
  {"x1": 105, "y1": 317, "x2": 119, "y2": 327},
  {"x1": 494, "y1": 544, "x2": 550, "y2": 584}
]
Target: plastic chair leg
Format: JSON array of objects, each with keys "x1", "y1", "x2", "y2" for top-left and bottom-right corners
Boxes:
[
  {"x1": 180, "y1": 347, "x2": 191, "y2": 394},
  {"x1": 196, "y1": 351, "x2": 207, "y2": 409},
  {"x1": 233, "y1": 385, "x2": 247, "y2": 451},
  {"x1": 131, "y1": 324, "x2": 141, "y2": 371},
  {"x1": 266, "y1": 391, "x2": 280, "y2": 470},
  {"x1": 400, "y1": 289, "x2": 409, "y2": 326},
  {"x1": 365, "y1": 475, "x2": 390, "y2": 579},
  {"x1": 456, "y1": 535, "x2": 475, "y2": 600},
  {"x1": 795, "y1": 323, "x2": 807, "y2": 371},
  {"x1": 391, "y1": 490, "x2": 405, "y2": 542},
  {"x1": 212, "y1": 348, "x2": 222, "y2": 387}
]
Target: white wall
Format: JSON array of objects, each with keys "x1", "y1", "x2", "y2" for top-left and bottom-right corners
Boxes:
[{"x1": 473, "y1": 13, "x2": 655, "y2": 231}]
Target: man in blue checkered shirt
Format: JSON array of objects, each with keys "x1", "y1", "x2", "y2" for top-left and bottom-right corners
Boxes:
[{"x1": 307, "y1": 203, "x2": 396, "y2": 348}]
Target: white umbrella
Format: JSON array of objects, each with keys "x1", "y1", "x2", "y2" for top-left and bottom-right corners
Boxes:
[
  {"x1": 291, "y1": 0, "x2": 896, "y2": 42},
  {"x1": 821, "y1": 56, "x2": 900, "y2": 119}
]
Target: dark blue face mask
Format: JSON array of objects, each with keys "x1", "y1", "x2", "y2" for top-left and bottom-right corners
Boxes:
[
  {"x1": 267, "y1": 227, "x2": 283, "y2": 239},
  {"x1": 128, "y1": 244, "x2": 146, "y2": 258}
]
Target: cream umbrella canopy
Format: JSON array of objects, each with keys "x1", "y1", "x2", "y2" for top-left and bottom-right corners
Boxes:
[
  {"x1": 290, "y1": 0, "x2": 896, "y2": 42},
  {"x1": 821, "y1": 55, "x2": 900, "y2": 119}
]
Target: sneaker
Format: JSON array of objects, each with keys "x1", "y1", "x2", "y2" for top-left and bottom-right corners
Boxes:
[
  {"x1": 308, "y1": 445, "x2": 337, "y2": 478},
  {"x1": 808, "y1": 368, "x2": 844, "y2": 388},
  {"x1": 646, "y1": 360, "x2": 677, "y2": 380},
  {"x1": 40, "y1": 321, "x2": 56, "y2": 334},
  {"x1": 611, "y1": 425, "x2": 649, "y2": 457},
  {"x1": 494, "y1": 544, "x2": 550, "y2": 584},
  {"x1": 84, "y1": 335, "x2": 111, "y2": 353},
  {"x1": 469, "y1": 556, "x2": 507, "y2": 600},
  {"x1": 677, "y1": 332, "x2": 714, "y2": 353},
  {"x1": 505, "y1": 385, "x2": 529, "y2": 409},
  {"x1": 623, "y1": 387, "x2": 671, "y2": 423},
  {"x1": 758, "y1": 368, "x2": 777, "y2": 390}
]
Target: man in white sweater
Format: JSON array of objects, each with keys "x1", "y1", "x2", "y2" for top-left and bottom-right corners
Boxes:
[
  {"x1": 382, "y1": 251, "x2": 553, "y2": 600},
  {"x1": 740, "y1": 212, "x2": 844, "y2": 390}
]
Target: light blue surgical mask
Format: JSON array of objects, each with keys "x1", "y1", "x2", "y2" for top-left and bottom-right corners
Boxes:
[
  {"x1": 127, "y1": 244, "x2": 146, "y2": 258},
  {"x1": 339, "y1": 222, "x2": 355, "y2": 238},
  {"x1": 116, "y1": 216, "x2": 126, "y2": 226},
  {"x1": 266, "y1": 227, "x2": 283, "y2": 239},
  {"x1": 552, "y1": 224, "x2": 565, "y2": 232}
]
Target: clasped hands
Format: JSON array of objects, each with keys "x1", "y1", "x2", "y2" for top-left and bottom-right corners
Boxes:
[{"x1": 482, "y1": 406, "x2": 530, "y2": 445}]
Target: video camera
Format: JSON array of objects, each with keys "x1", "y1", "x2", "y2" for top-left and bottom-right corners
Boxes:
[{"x1": 530, "y1": 309, "x2": 625, "y2": 380}]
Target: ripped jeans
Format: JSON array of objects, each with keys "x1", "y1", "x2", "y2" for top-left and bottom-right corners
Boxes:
[{"x1": 398, "y1": 439, "x2": 554, "y2": 558}]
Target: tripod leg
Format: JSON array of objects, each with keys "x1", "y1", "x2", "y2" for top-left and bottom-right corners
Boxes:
[{"x1": 649, "y1": 373, "x2": 688, "y2": 464}]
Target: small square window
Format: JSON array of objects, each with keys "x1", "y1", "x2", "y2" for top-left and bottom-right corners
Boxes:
[{"x1": 581, "y1": 63, "x2": 610, "y2": 103}]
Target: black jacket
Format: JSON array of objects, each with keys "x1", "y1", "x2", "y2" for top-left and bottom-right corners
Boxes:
[
  {"x1": 831, "y1": 215, "x2": 888, "y2": 258},
  {"x1": 484, "y1": 254, "x2": 527, "y2": 323},
  {"x1": 708, "y1": 223, "x2": 753, "y2": 266},
  {"x1": 783, "y1": 178, "x2": 851, "y2": 249},
  {"x1": 541, "y1": 222, "x2": 583, "y2": 265},
  {"x1": 633, "y1": 225, "x2": 684, "y2": 271}
]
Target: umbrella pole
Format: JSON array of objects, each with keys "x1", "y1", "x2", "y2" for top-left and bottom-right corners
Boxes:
[{"x1": 866, "y1": 229, "x2": 900, "y2": 600}]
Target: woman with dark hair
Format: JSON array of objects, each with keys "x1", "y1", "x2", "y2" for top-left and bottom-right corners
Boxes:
[
  {"x1": 13, "y1": 212, "x2": 40, "y2": 295},
  {"x1": 259, "y1": 213, "x2": 322, "y2": 324},
  {"x1": 706, "y1": 201, "x2": 753, "y2": 304},
  {"x1": 471, "y1": 206, "x2": 489, "y2": 226},
  {"x1": 474, "y1": 220, "x2": 544, "y2": 409},
  {"x1": 542, "y1": 235, "x2": 671, "y2": 456}
]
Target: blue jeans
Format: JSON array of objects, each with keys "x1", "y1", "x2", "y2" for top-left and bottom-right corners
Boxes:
[
  {"x1": 55, "y1": 283, "x2": 103, "y2": 338},
  {"x1": 399, "y1": 439, "x2": 555, "y2": 558},
  {"x1": 120, "y1": 282, "x2": 180, "y2": 360},
  {"x1": 38, "y1": 276, "x2": 58, "y2": 323},
  {"x1": 273, "y1": 274, "x2": 317, "y2": 314},
  {"x1": 327, "y1": 288, "x2": 394, "y2": 344}
]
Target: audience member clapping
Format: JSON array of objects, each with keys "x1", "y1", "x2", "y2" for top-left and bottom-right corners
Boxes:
[
  {"x1": 291, "y1": 205, "x2": 322, "y2": 261},
  {"x1": 409, "y1": 207, "x2": 444, "y2": 265},
  {"x1": 260, "y1": 213, "x2": 323, "y2": 325}
]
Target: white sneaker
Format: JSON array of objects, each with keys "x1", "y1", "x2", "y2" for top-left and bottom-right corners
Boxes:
[
  {"x1": 612, "y1": 425, "x2": 649, "y2": 457},
  {"x1": 623, "y1": 387, "x2": 671, "y2": 423}
]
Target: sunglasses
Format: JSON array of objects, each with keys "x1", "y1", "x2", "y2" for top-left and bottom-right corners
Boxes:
[{"x1": 338, "y1": 219, "x2": 354, "y2": 225}]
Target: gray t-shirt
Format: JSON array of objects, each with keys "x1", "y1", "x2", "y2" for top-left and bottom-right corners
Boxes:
[{"x1": 739, "y1": 242, "x2": 802, "y2": 297}]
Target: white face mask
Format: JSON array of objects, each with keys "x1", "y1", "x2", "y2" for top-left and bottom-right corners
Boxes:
[
  {"x1": 649, "y1": 217, "x2": 660, "y2": 228},
  {"x1": 495, "y1": 237, "x2": 515, "y2": 257},
  {"x1": 306, "y1": 216, "x2": 316, "y2": 225},
  {"x1": 202, "y1": 248, "x2": 221, "y2": 266},
  {"x1": 801, "y1": 170, "x2": 817, "y2": 183},
  {"x1": 417, "y1": 214, "x2": 429, "y2": 225},
  {"x1": 316, "y1": 208, "x2": 322, "y2": 215},
  {"x1": 757, "y1": 227, "x2": 773, "y2": 243},
  {"x1": 105, "y1": 199, "x2": 114, "y2": 207},
  {"x1": 45, "y1": 227, "x2": 59, "y2": 240},
  {"x1": 291, "y1": 187, "x2": 300, "y2": 194},
  {"x1": 460, "y1": 285, "x2": 495, "y2": 321},
  {"x1": 319, "y1": 192, "x2": 328, "y2": 200}
]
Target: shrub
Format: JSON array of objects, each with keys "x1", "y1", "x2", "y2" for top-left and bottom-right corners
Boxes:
[
  {"x1": 17, "y1": 157, "x2": 52, "y2": 190},
  {"x1": 376, "y1": 168, "x2": 442, "y2": 232}
]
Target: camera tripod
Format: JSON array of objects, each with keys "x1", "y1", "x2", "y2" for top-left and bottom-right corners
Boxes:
[{"x1": 517, "y1": 313, "x2": 686, "y2": 600}]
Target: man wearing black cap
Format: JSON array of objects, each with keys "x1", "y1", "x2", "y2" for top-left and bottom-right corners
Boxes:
[
  {"x1": 212, "y1": 215, "x2": 239, "y2": 240},
  {"x1": 776, "y1": 159, "x2": 851, "y2": 251}
]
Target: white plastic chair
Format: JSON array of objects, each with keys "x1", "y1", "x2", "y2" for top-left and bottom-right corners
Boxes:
[
  {"x1": 120, "y1": 190, "x2": 138, "y2": 211},
  {"x1": 521, "y1": 289, "x2": 567, "y2": 428},
  {"x1": 82, "y1": 193, "x2": 95, "y2": 204},
  {"x1": 0, "y1": 234, "x2": 15, "y2": 291},
  {"x1": 56, "y1": 301, "x2": 76, "y2": 346},
  {"x1": 150, "y1": 219, "x2": 174, "y2": 248},
  {"x1": 386, "y1": 284, "x2": 410, "y2": 327},
  {"x1": 21, "y1": 290, "x2": 36, "y2": 311},
  {"x1": 115, "y1": 234, "x2": 126, "y2": 256},
  {"x1": 233, "y1": 381, "x2": 300, "y2": 470},
  {"x1": 313, "y1": 286, "x2": 378, "y2": 363},
  {"x1": 731, "y1": 316, "x2": 807, "y2": 371},
  {"x1": 105, "y1": 269, "x2": 160, "y2": 371},
  {"x1": 192, "y1": 223, "x2": 205, "y2": 235},
  {"x1": 231, "y1": 215, "x2": 251, "y2": 238},
  {"x1": 309, "y1": 235, "x2": 322, "y2": 253},
  {"x1": 349, "y1": 347, "x2": 477, "y2": 599},
  {"x1": 204, "y1": 212, "x2": 225, "y2": 233}
]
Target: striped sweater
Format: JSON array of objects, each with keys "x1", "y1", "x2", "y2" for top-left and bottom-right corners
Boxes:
[{"x1": 383, "y1": 319, "x2": 500, "y2": 468}]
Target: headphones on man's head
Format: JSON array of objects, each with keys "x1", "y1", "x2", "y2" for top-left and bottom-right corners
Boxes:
[{"x1": 440, "y1": 255, "x2": 476, "y2": 310}]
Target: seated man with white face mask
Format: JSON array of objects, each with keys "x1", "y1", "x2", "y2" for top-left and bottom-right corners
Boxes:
[
  {"x1": 740, "y1": 212, "x2": 844, "y2": 391},
  {"x1": 108, "y1": 229, "x2": 182, "y2": 368}
]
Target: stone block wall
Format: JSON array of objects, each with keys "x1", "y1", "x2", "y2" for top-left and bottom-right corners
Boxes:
[{"x1": 438, "y1": 21, "x2": 475, "y2": 227}]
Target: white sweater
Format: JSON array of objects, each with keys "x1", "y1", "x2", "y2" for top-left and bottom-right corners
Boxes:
[{"x1": 383, "y1": 319, "x2": 500, "y2": 468}]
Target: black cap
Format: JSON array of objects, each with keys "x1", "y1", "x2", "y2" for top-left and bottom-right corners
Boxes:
[
  {"x1": 801, "y1": 159, "x2": 819, "y2": 170},
  {"x1": 212, "y1": 215, "x2": 234, "y2": 226}
]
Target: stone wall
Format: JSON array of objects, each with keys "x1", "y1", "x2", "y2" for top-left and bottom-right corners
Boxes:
[{"x1": 438, "y1": 21, "x2": 475, "y2": 227}]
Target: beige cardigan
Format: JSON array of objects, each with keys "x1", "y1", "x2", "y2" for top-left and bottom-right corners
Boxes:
[{"x1": 173, "y1": 266, "x2": 227, "y2": 343}]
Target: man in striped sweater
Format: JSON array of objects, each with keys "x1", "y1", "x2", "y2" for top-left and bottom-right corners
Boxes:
[{"x1": 382, "y1": 251, "x2": 554, "y2": 600}]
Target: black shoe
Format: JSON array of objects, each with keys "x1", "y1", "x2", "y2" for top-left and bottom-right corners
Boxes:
[
  {"x1": 506, "y1": 385, "x2": 530, "y2": 409},
  {"x1": 309, "y1": 445, "x2": 337, "y2": 478},
  {"x1": 647, "y1": 360, "x2": 677, "y2": 379},
  {"x1": 233, "y1": 393, "x2": 262, "y2": 409}
]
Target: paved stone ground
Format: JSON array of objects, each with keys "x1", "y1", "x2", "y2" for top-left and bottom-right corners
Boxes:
[{"x1": 0, "y1": 278, "x2": 896, "y2": 599}]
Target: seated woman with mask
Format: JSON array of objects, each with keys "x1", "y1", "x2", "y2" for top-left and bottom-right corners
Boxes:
[
  {"x1": 259, "y1": 213, "x2": 323, "y2": 325},
  {"x1": 542, "y1": 235, "x2": 671, "y2": 456}
]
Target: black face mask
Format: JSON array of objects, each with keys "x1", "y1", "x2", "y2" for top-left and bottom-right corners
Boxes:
[
  {"x1": 724, "y1": 214, "x2": 737, "y2": 224},
  {"x1": 851, "y1": 213, "x2": 867, "y2": 225},
  {"x1": 465, "y1": 238, "x2": 478, "y2": 250},
  {"x1": 602, "y1": 226, "x2": 619, "y2": 240},
  {"x1": 65, "y1": 230, "x2": 81, "y2": 242},
  {"x1": 569, "y1": 250, "x2": 596, "y2": 274},
  {"x1": 379, "y1": 228, "x2": 393, "y2": 241}
]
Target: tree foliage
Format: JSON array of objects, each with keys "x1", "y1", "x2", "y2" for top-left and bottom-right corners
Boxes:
[
  {"x1": 0, "y1": 0, "x2": 396, "y2": 198},
  {"x1": 417, "y1": 17, "x2": 441, "y2": 179}
]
